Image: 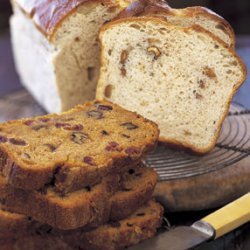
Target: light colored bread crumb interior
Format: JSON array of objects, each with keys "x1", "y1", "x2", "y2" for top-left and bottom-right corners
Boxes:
[
  {"x1": 11, "y1": 2, "x2": 122, "y2": 113},
  {"x1": 52, "y1": 3, "x2": 122, "y2": 111},
  {"x1": 97, "y1": 19, "x2": 245, "y2": 152}
]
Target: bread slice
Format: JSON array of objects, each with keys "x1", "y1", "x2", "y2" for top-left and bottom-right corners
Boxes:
[
  {"x1": 10, "y1": 0, "x2": 132, "y2": 113},
  {"x1": 110, "y1": 163, "x2": 158, "y2": 221},
  {"x1": 0, "y1": 100, "x2": 159, "y2": 192},
  {"x1": 0, "y1": 164, "x2": 157, "y2": 230},
  {"x1": 0, "y1": 207, "x2": 31, "y2": 239},
  {"x1": 96, "y1": 18, "x2": 246, "y2": 154},
  {"x1": 0, "y1": 201, "x2": 163, "y2": 250},
  {"x1": 64, "y1": 200, "x2": 163, "y2": 250},
  {"x1": 1, "y1": 237, "x2": 71, "y2": 250},
  {"x1": 115, "y1": 0, "x2": 235, "y2": 47},
  {"x1": 0, "y1": 174, "x2": 119, "y2": 230}
]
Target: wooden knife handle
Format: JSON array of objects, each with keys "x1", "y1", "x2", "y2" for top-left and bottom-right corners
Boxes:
[{"x1": 202, "y1": 193, "x2": 250, "y2": 239}]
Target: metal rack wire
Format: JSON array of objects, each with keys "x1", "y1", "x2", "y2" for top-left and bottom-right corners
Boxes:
[{"x1": 144, "y1": 103, "x2": 250, "y2": 181}]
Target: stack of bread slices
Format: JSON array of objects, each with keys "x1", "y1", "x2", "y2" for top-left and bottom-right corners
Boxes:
[{"x1": 0, "y1": 100, "x2": 163, "y2": 250}]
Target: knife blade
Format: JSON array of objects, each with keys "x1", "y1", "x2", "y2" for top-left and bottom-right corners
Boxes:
[
  {"x1": 129, "y1": 221, "x2": 214, "y2": 250},
  {"x1": 129, "y1": 193, "x2": 250, "y2": 250}
]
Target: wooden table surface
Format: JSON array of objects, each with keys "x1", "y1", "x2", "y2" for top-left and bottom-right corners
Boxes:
[{"x1": 0, "y1": 31, "x2": 249, "y2": 250}]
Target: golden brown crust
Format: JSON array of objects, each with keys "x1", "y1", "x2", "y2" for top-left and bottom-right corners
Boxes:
[
  {"x1": 174, "y1": 6, "x2": 235, "y2": 47},
  {"x1": 12, "y1": 0, "x2": 123, "y2": 40},
  {"x1": 0, "y1": 100, "x2": 159, "y2": 192},
  {"x1": 114, "y1": 0, "x2": 235, "y2": 47},
  {"x1": 99, "y1": 17, "x2": 246, "y2": 154},
  {"x1": 154, "y1": 157, "x2": 250, "y2": 211}
]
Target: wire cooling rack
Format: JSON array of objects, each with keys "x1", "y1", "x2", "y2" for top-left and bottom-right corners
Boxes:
[{"x1": 144, "y1": 103, "x2": 250, "y2": 181}]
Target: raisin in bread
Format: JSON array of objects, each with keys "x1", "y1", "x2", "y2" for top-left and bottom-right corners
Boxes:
[
  {"x1": 10, "y1": 0, "x2": 132, "y2": 113},
  {"x1": 0, "y1": 164, "x2": 157, "y2": 230},
  {"x1": 96, "y1": 18, "x2": 246, "y2": 154},
  {"x1": 0, "y1": 100, "x2": 159, "y2": 192},
  {"x1": 0, "y1": 201, "x2": 163, "y2": 250},
  {"x1": 115, "y1": 0, "x2": 235, "y2": 47}
]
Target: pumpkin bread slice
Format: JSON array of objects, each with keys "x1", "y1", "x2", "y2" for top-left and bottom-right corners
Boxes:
[
  {"x1": 0, "y1": 201, "x2": 163, "y2": 250},
  {"x1": 0, "y1": 100, "x2": 159, "y2": 193},
  {"x1": 0, "y1": 163, "x2": 157, "y2": 230}
]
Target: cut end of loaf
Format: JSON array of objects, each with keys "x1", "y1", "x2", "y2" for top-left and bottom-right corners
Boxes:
[{"x1": 97, "y1": 17, "x2": 246, "y2": 154}]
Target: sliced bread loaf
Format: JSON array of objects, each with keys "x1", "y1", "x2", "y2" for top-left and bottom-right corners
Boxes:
[
  {"x1": 96, "y1": 18, "x2": 246, "y2": 154},
  {"x1": 0, "y1": 201, "x2": 163, "y2": 250},
  {"x1": 116, "y1": 0, "x2": 235, "y2": 47},
  {"x1": 0, "y1": 100, "x2": 159, "y2": 192},
  {"x1": 0, "y1": 164, "x2": 157, "y2": 230},
  {"x1": 1, "y1": 237, "x2": 71, "y2": 250},
  {"x1": 110, "y1": 163, "x2": 158, "y2": 221},
  {"x1": 10, "y1": 0, "x2": 132, "y2": 113},
  {"x1": 64, "y1": 200, "x2": 163, "y2": 250},
  {"x1": 0, "y1": 174, "x2": 119, "y2": 230}
]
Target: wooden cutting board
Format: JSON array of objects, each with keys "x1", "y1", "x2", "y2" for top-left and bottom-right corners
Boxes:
[{"x1": 155, "y1": 156, "x2": 250, "y2": 211}]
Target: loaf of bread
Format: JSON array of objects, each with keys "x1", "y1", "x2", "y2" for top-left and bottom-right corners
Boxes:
[
  {"x1": 1, "y1": 201, "x2": 163, "y2": 250},
  {"x1": 0, "y1": 100, "x2": 159, "y2": 192},
  {"x1": 96, "y1": 13, "x2": 246, "y2": 153},
  {"x1": 0, "y1": 163, "x2": 157, "y2": 230},
  {"x1": 10, "y1": 0, "x2": 132, "y2": 113}
]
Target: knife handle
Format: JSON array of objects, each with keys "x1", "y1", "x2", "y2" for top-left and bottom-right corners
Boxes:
[{"x1": 202, "y1": 193, "x2": 250, "y2": 239}]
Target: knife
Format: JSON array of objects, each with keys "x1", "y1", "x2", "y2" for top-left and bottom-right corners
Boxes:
[{"x1": 129, "y1": 193, "x2": 250, "y2": 250}]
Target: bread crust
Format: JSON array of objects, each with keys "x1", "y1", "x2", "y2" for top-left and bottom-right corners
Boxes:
[
  {"x1": 12, "y1": 0, "x2": 125, "y2": 40},
  {"x1": 98, "y1": 17, "x2": 246, "y2": 154},
  {"x1": 154, "y1": 157, "x2": 250, "y2": 211},
  {"x1": 114, "y1": 0, "x2": 235, "y2": 47}
]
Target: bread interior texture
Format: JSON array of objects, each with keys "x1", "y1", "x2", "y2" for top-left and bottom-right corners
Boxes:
[
  {"x1": 97, "y1": 19, "x2": 245, "y2": 153},
  {"x1": 11, "y1": 2, "x2": 122, "y2": 112}
]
